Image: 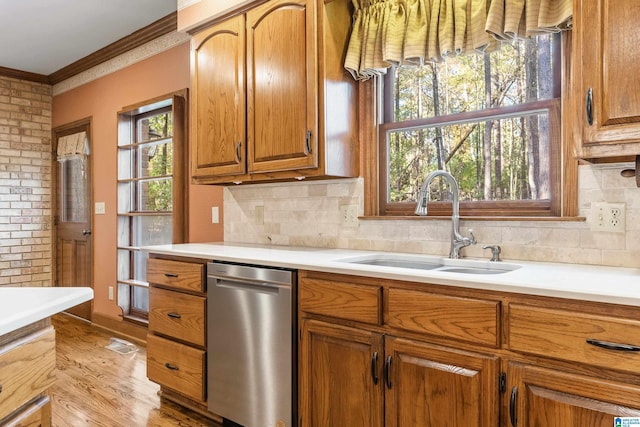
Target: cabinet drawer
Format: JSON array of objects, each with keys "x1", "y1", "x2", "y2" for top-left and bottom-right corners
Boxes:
[
  {"x1": 1, "y1": 395, "x2": 51, "y2": 427},
  {"x1": 387, "y1": 288, "x2": 500, "y2": 347},
  {"x1": 299, "y1": 277, "x2": 382, "y2": 325},
  {"x1": 149, "y1": 287, "x2": 206, "y2": 347},
  {"x1": 509, "y1": 304, "x2": 640, "y2": 372},
  {"x1": 147, "y1": 335, "x2": 205, "y2": 402},
  {"x1": 0, "y1": 327, "x2": 56, "y2": 420},
  {"x1": 147, "y1": 258, "x2": 204, "y2": 292}
]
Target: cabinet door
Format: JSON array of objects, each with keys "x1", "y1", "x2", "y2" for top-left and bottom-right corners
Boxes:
[
  {"x1": 507, "y1": 363, "x2": 640, "y2": 427},
  {"x1": 299, "y1": 320, "x2": 384, "y2": 427},
  {"x1": 246, "y1": 0, "x2": 318, "y2": 173},
  {"x1": 385, "y1": 336, "x2": 499, "y2": 427},
  {"x1": 576, "y1": 0, "x2": 640, "y2": 156},
  {"x1": 191, "y1": 15, "x2": 246, "y2": 178}
]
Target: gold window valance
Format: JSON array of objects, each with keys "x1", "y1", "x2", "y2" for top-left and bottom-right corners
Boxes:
[{"x1": 345, "y1": 0, "x2": 572, "y2": 80}]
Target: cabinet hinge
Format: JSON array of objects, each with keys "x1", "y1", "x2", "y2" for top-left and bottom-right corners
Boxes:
[{"x1": 499, "y1": 372, "x2": 507, "y2": 394}]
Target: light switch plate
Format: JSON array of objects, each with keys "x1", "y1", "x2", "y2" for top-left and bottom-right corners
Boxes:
[{"x1": 95, "y1": 202, "x2": 106, "y2": 215}]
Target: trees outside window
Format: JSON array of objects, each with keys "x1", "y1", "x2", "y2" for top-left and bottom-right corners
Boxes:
[{"x1": 381, "y1": 34, "x2": 562, "y2": 217}]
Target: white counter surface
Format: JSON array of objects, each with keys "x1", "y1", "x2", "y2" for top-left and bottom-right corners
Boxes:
[
  {"x1": 0, "y1": 287, "x2": 94, "y2": 336},
  {"x1": 144, "y1": 243, "x2": 640, "y2": 307}
]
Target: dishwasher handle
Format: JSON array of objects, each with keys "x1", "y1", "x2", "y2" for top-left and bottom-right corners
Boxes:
[{"x1": 211, "y1": 277, "x2": 282, "y2": 294}]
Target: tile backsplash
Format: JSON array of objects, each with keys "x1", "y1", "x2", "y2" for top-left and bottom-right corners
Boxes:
[{"x1": 224, "y1": 162, "x2": 640, "y2": 268}]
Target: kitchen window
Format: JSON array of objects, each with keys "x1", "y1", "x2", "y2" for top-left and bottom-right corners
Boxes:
[
  {"x1": 116, "y1": 92, "x2": 187, "y2": 324},
  {"x1": 380, "y1": 33, "x2": 563, "y2": 217}
]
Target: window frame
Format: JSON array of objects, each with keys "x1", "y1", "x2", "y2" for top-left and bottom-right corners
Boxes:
[
  {"x1": 366, "y1": 32, "x2": 576, "y2": 219},
  {"x1": 116, "y1": 91, "x2": 188, "y2": 324}
]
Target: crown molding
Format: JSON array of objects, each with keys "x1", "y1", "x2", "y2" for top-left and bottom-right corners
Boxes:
[{"x1": 0, "y1": 66, "x2": 49, "y2": 84}]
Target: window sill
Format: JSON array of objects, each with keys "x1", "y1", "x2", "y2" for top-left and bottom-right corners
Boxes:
[{"x1": 360, "y1": 215, "x2": 586, "y2": 222}]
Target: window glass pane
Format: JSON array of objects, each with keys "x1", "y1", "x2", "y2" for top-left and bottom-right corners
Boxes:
[
  {"x1": 387, "y1": 111, "x2": 550, "y2": 203},
  {"x1": 133, "y1": 287, "x2": 149, "y2": 312},
  {"x1": 138, "y1": 111, "x2": 172, "y2": 142},
  {"x1": 133, "y1": 251, "x2": 148, "y2": 282},
  {"x1": 58, "y1": 157, "x2": 88, "y2": 223},
  {"x1": 117, "y1": 182, "x2": 133, "y2": 214},
  {"x1": 138, "y1": 178, "x2": 173, "y2": 211},
  {"x1": 132, "y1": 215, "x2": 172, "y2": 247},
  {"x1": 391, "y1": 34, "x2": 556, "y2": 121},
  {"x1": 117, "y1": 148, "x2": 133, "y2": 180},
  {"x1": 139, "y1": 140, "x2": 173, "y2": 178},
  {"x1": 117, "y1": 249, "x2": 131, "y2": 281},
  {"x1": 117, "y1": 217, "x2": 131, "y2": 247}
]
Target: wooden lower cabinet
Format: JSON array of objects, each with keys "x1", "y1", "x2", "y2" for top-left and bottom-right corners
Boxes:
[
  {"x1": 299, "y1": 319, "x2": 499, "y2": 427},
  {"x1": 299, "y1": 320, "x2": 383, "y2": 427},
  {"x1": 299, "y1": 270, "x2": 640, "y2": 426},
  {"x1": 385, "y1": 337, "x2": 499, "y2": 427},
  {"x1": 507, "y1": 362, "x2": 640, "y2": 426}
]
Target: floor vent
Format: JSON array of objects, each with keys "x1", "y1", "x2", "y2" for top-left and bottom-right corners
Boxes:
[{"x1": 105, "y1": 337, "x2": 138, "y2": 355}]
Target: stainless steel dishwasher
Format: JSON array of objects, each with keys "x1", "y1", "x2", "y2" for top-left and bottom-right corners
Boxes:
[{"x1": 207, "y1": 262, "x2": 297, "y2": 427}]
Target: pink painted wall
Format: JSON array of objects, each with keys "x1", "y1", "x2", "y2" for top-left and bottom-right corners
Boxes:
[{"x1": 52, "y1": 43, "x2": 223, "y2": 320}]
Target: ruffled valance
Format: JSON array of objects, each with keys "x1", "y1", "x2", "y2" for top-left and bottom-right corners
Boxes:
[{"x1": 345, "y1": 0, "x2": 572, "y2": 80}]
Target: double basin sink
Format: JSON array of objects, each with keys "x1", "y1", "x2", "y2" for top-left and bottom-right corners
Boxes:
[{"x1": 335, "y1": 253, "x2": 521, "y2": 275}]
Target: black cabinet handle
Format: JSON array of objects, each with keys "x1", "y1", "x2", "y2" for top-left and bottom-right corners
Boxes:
[
  {"x1": 164, "y1": 273, "x2": 178, "y2": 278},
  {"x1": 0, "y1": 384, "x2": 3, "y2": 394},
  {"x1": 509, "y1": 386, "x2": 518, "y2": 427},
  {"x1": 370, "y1": 352, "x2": 379, "y2": 385},
  {"x1": 384, "y1": 356, "x2": 392, "y2": 389},
  {"x1": 167, "y1": 312, "x2": 182, "y2": 319},
  {"x1": 586, "y1": 338, "x2": 640, "y2": 352},
  {"x1": 305, "y1": 130, "x2": 312, "y2": 154},
  {"x1": 586, "y1": 88, "x2": 593, "y2": 126},
  {"x1": 235, "y1": 141, "x2": 242, "y2": 163},
  {"x1": 165, "y1": 363, "x2": 179, "y2": 371}
]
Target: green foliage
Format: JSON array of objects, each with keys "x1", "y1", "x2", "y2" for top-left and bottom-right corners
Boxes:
[{"x1": 388, "y1": 35, "x2": 555, "y2": 205}]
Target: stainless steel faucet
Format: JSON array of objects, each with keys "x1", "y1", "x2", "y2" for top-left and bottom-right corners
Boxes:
[{"x1": 415, "y1": 170, "x2": 476, "y2": 259}]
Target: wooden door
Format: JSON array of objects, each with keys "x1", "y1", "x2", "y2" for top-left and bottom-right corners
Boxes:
[
  {"x1": 575, "y1": 0, "x2": 640, "y2": 157},
  {"x1": 299, "y1": 319, "x2": 384, "y2": 427},
  {"x1": 507, "y1": 362, "x2": 640, "y2": 427},
  {"x1": 54, "y1": 122, "x2": 92, "y2": 320},
  {"x1": 384, "y1": 336, "x2": 499, "y2": 427},
  {"x1": 191, "y1": 15, "x2": 246, "y2": 179},
  {"x1": 246, "y1": 0, "x2": 318, "y2": 173}
]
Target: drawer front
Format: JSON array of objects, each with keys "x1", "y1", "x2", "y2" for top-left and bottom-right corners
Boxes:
[
  {"x1": 147, "y1": 258, "x2": 204, "y2": 292},
  {"x1": 147, "y1": 335, "x2": 205, "y2": 402},
  {"x1": 149, "y1": 287, "x2": 206, "y2": 347},
  {"x1": 509, "y1": 304, "x2": 640, "y2": 372},
  {"x1": 387, "y1": 288, "x2": 500, "y2": 347},
  {"x1": 299, "y1": 277, "x2": 382, "y2": 325},
  {"x1": 1, "y1": 395, "x2": 51, "y2": 427},
  {"x1": 0, "y1": 328, "x2": 56, "y2": 420}
]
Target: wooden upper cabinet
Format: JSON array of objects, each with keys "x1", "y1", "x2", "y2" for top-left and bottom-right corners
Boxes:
[
  {"x1": 574, "y1": 0, "x2": 640, "y2": 159},
  {"x1": 189, "y1": 0, "x2": 358, "y2": 184},
  {"x1": 191, "y1": 15, "x2": 246, "y2": 178},
  {"x1": 246, "y1": 0, "x2": 318, "y2": 173}
]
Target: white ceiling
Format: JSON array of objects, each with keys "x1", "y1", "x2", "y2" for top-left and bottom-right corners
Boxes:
[{"x1": 0, "y1": 0, "x2": 177, "y2": 75}]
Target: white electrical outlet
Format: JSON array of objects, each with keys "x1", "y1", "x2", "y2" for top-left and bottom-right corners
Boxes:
[
  {"x1": 591, "y1": 202, "x2": 626, "y2": 233},
  {"x1": 108, "y1": 286, "x2": 114, "y2": 301},
  {"x1": 211, "y1": 206, "x2": 219, "y2": 224},
  {"x1": 340, "y1": 205, "x2": 359, "y2": 227}
]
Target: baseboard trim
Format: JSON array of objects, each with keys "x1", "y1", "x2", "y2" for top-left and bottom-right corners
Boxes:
[{"x1": 90, "y1": 312, "x2": 148, "y2": 344}]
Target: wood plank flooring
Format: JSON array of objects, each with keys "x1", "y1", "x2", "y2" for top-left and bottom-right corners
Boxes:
[{"x1": 51, "y1": 314, "x2": 220, "y2": 427}]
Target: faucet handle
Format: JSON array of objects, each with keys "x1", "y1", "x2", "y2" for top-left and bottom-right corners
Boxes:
[
  {"x1": 468, "y1": 229, "x2": 477, "y2": 245},
  {"x1": 483, "y1": 245, "x2": 501, "y2": 262}
]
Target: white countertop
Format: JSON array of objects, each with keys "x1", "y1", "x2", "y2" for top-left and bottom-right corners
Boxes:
[
  {"x1": 0, "y1": 287, "x2": 94, "y2": 336},
  {"x1": 143, "y1": 243, "x2": 640, "y2": 307}
]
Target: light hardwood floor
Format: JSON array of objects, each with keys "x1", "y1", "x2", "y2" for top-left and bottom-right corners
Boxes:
[{"x1": 51, "y1": 314, "x2": 219, "y2": 427}]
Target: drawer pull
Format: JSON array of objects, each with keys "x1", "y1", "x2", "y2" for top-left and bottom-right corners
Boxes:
[
  {"x1": 164, "y1": 273, "x2": 179, "y2": 278},
  {"x1": 586, "y1": 338, "x2": 640, "y2": 352},
  {"x1": 167, "y1": 312, "x2": 182, "y2": 319},
  {"x1": 0, "y1": 384, "x2": 2, "y2": 394},
  {"x1": 165, "y1": 363, "x2": 180, "y2": 371},
  {"x1": 509, "y1": 386, "x2": 518, "y2": 427},
  {"x1": 370, "y1": 352, "x2": 379, "y2": 385},
  {"x1": 384, "y1": 356, "x2": 392, "y2": 389}
]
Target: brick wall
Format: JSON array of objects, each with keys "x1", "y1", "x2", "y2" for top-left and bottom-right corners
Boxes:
[{"x1": 0, "y1": 76, "x2": 53, "y2": 286}]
